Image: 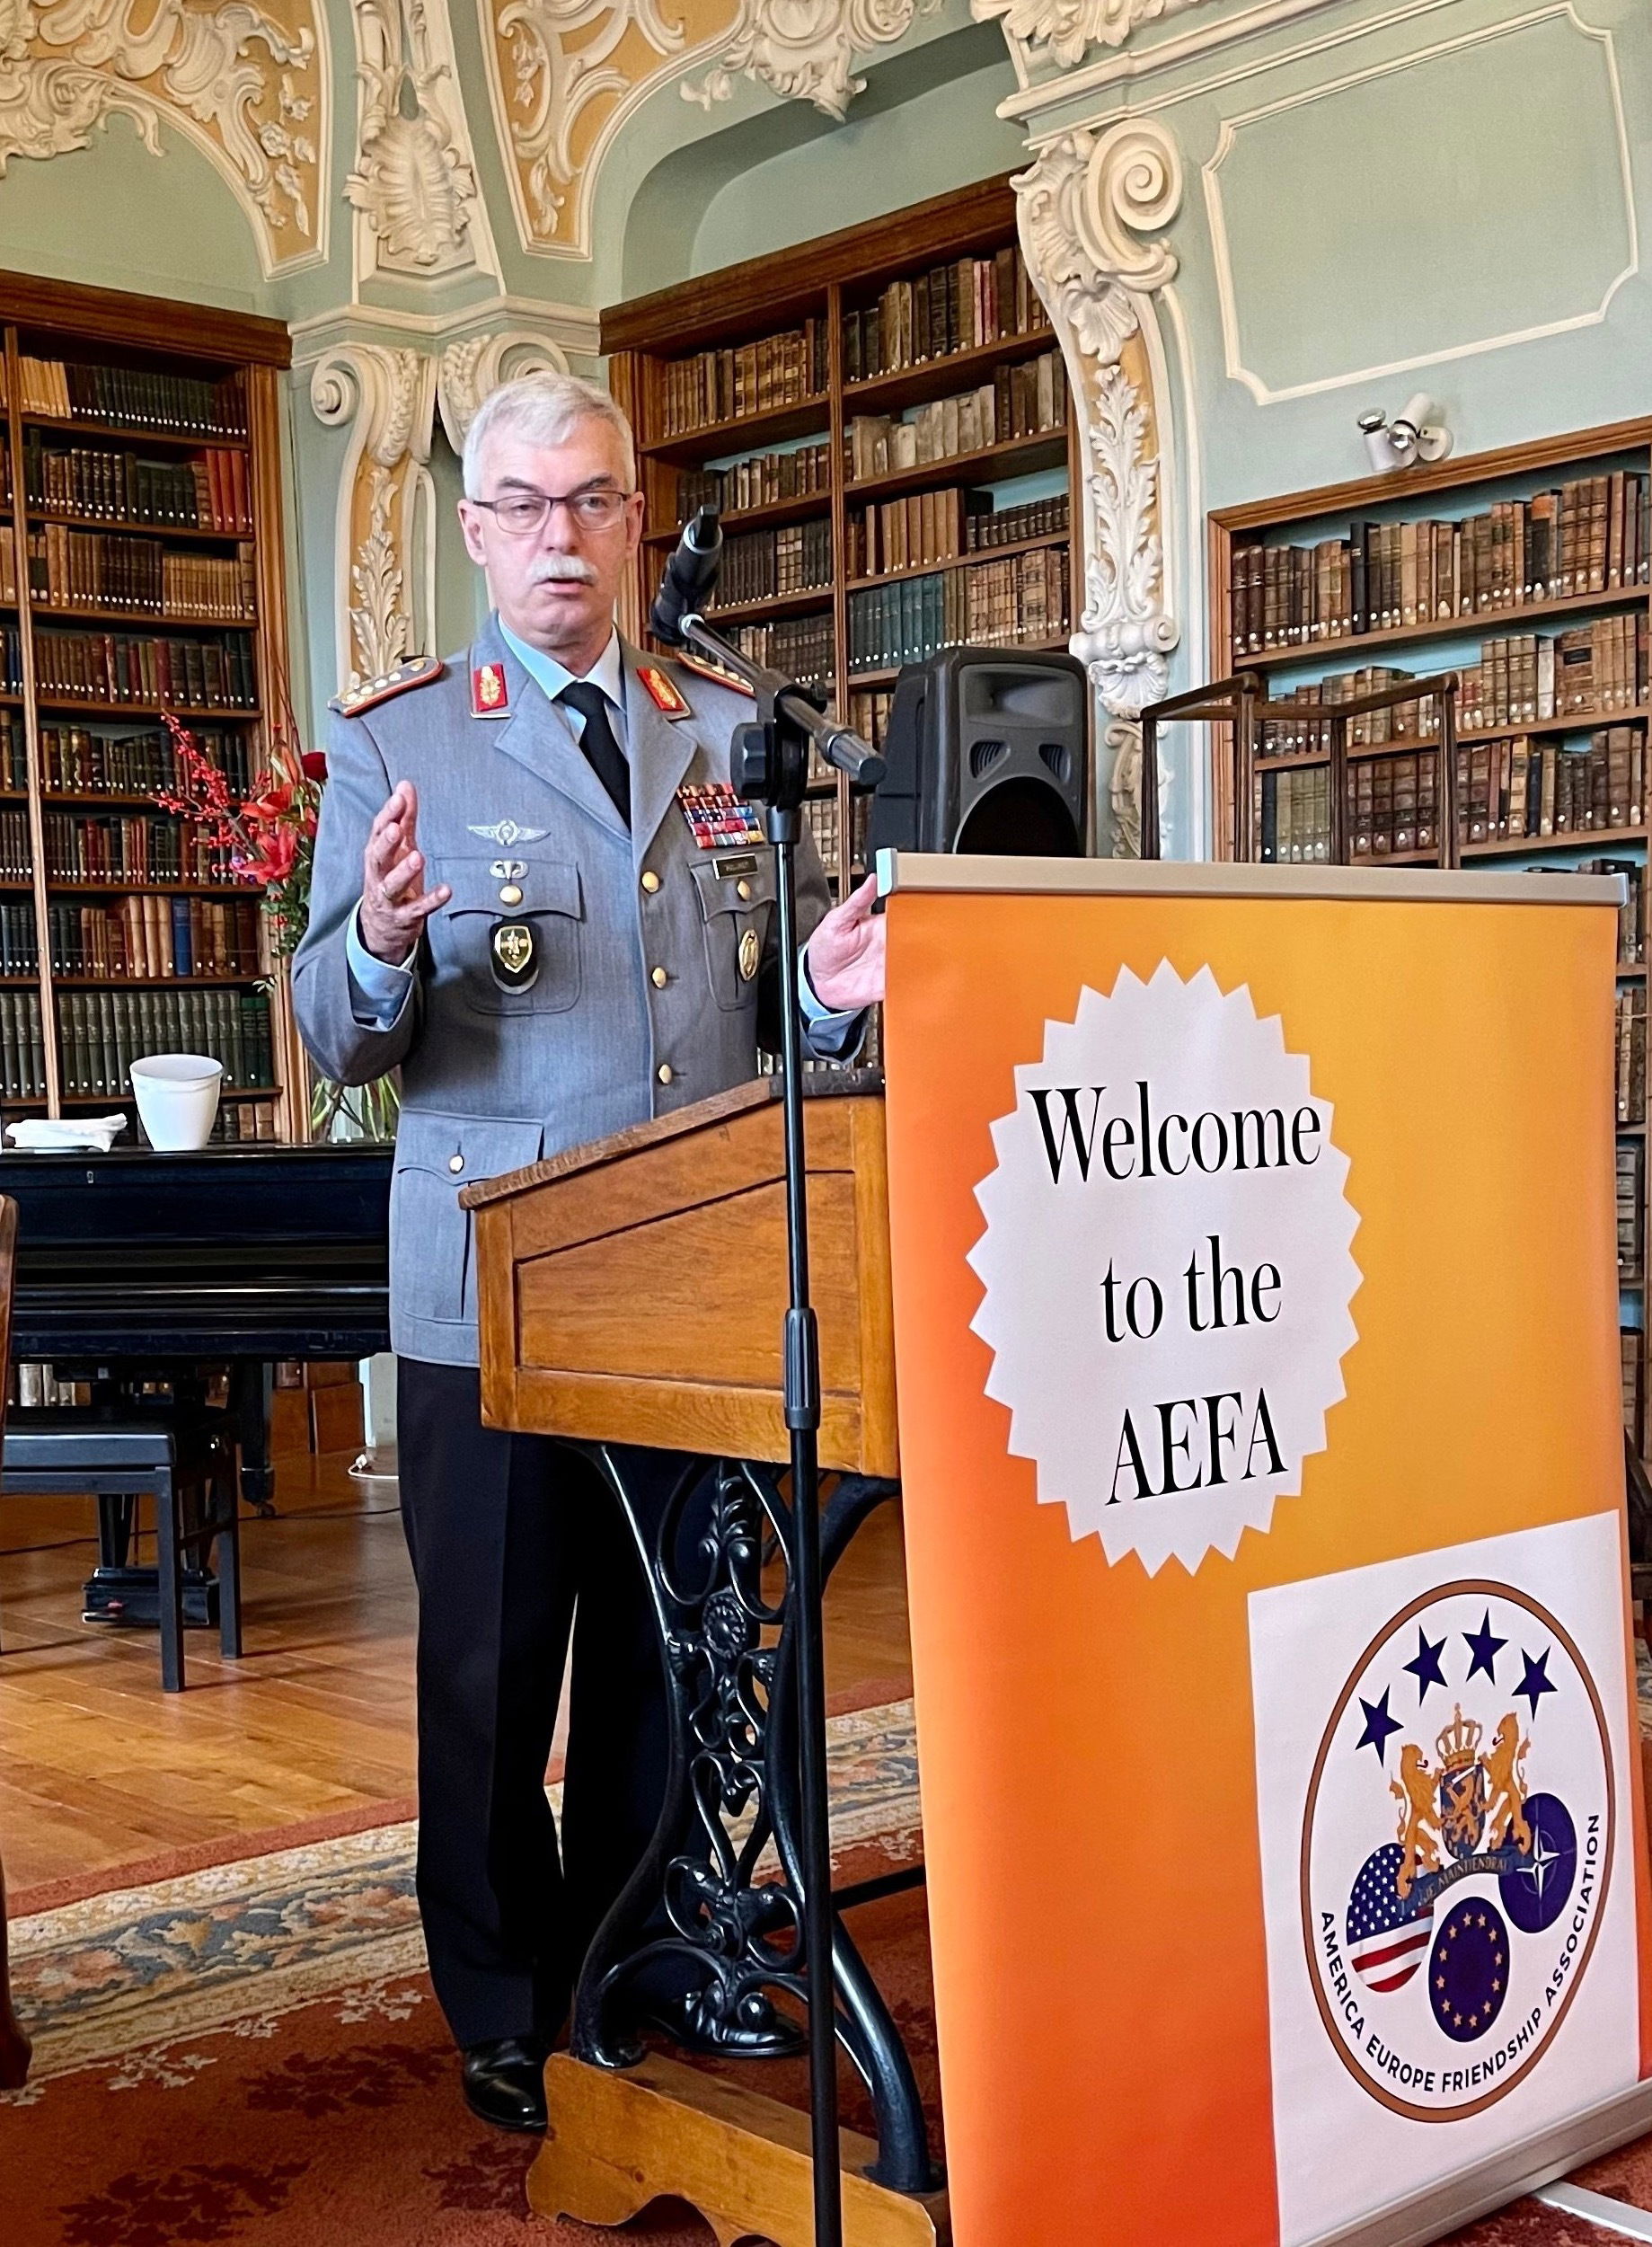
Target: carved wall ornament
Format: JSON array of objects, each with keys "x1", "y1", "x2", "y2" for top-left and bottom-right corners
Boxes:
[
  {"x1": 436, "y1": 327, "x2": 570, "y2": 453},
  {"x1": 310, "y1": 343, "x2": 438, "y2": 692},
  {"x1": 971, "y1": 0, "x2": 1207, "y2": 78},
  {"x1": 682, "y1": 0, "x2": 942, "y2": 122},
  {"x1": 347, "y1": 0, "x2": 494, "y2": 281},
  {"x1": 1013, "y1": 117, "x2": 1182, "y2": 849},
  {"x1": 481, "y1": 0, "x2": 691, "y2": 257},
  {"x1": 0, "y1": 0, "x2": 323, "y2": 272}
]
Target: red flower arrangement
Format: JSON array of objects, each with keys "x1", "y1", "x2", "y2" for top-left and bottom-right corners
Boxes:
[{"x1": 155, "y1": 713, "x2": 323, "y2": 959}]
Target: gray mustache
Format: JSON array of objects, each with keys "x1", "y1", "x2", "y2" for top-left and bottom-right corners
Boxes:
[{"x1": 529, "y1": 554, "x2": 599, "y2": 587}]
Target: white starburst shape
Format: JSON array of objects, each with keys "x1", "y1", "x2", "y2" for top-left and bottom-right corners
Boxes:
[{"x1": 967, "y1": 962, "x2": 1363, "y2": 1576}]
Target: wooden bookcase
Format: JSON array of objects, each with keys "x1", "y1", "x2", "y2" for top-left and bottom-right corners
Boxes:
[
  {"x1": 1206, "y1": 419, "x2": 1652, "y2": 1451},
  {"x1": 0, "y1": 270, "x2": 296, "y2": 1140},
  {"x1": 602, "y1": 174, "x2": 1079, "y2": 904}
]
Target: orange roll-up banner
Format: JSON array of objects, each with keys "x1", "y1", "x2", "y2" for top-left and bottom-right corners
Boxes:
[{"x1": 879, "y1": 856, "x2": 1652, "y2": 2247}]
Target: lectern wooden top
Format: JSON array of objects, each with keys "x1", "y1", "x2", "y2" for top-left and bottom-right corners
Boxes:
[
  {"x1": 876, "y1": 848, "x2": 1621, "y2": 907},
  {"x1": 462, "y1": 1071, "x2": 897, "y2": 1476}
]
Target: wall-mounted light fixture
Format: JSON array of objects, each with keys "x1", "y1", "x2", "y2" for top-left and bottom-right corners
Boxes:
[{"x1": 1356, "y1": 394, "x2": 1453, "y2": 473}]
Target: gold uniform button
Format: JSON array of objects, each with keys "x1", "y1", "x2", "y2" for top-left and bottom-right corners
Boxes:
[
  {"x1": 640, "y1": 870, "x2": 660, "y2": 894},
  {"x1": 499, "y1": 882, "x2": 523, "y2": 907},
  {"x1": 448, "y1": 1154, "x2": 464, "y2": 1174},
  {"x1": 736, "y1": 878, "x2": 752, "y2": 901},
  {"x1": 657, "y1": 1064, "x2": 674, "y2": 1086},
  {"x1": 650, "y1": 966, "x2": 668, "y2": 988}
]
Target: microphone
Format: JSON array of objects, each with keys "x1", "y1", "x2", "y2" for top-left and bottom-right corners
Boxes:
[{"x1": 649, "y1": 506, "x2": 722, "y2": 644}]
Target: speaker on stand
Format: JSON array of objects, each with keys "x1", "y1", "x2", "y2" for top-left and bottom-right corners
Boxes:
[{"x1": 864, "y1": 645, "x2": 1090, "y2": 860}]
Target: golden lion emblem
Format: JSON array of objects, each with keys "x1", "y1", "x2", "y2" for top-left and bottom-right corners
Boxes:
[
  {"x1": 1391, "y1": 1742, "x2": 1443, "y2": 1898},
  {"x1": 1481, "y1": 1712, "x2": 1531, "y2": 1853}
]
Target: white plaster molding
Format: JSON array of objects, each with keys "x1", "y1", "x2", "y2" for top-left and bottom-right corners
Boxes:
[
  {"x1": 994, "y1": 0, "x2": 1340, "y2": 113},
  {"x1": 436, "y1": 326, "x2": 571, "y2": 451},
  {"x1": 288, "y1": 292, "x2": 601, "y2": 362},
  {"x1": 1016, "y1": 120, "x2": 1181, "y2": 693},
  {"x1": 973, "y1": 0, "x2": 1206, "y2": 88},
  {"x1": 309, "y1": 343, "x2": 439, "y2": 691},
  {"x1": 347, "y1": 0, "x2": 497, "y2": 284},
  {"x1": 683, "y1": 0, "x2": 942, "y2": 122},
  {"x1": 1201, "y1": 3, "x2": 1638, "y2": 403},
  {"x1": 0, "y1": 0, "x2": 326, "y2": 274}
]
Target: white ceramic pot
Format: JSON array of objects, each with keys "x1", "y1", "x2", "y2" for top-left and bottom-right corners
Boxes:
[{"x1": 129, "y1": 1053, "x2": 224, "y2": 1150}]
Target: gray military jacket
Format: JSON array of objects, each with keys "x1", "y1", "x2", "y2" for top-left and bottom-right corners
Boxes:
[{"x1": 292, "y1": 616, "x2": 843, "y2": 1367}]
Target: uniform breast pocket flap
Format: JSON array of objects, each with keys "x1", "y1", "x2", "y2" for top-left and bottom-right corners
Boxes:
[
  {"x1": 690, "y1": 855, "x2": 774, "y2": 1013},
  {"x1": 430, "y1": 854, "x2": 584, "y2": 1015}
]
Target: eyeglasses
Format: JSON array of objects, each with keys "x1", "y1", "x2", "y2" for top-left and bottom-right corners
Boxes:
[{"x1": 471, "y1": 486, "x2": 635, "y2": 536}]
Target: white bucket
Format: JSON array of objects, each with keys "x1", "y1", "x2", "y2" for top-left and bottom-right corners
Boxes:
[{"x1": 129, "y1": 1053, "x2": 224, "y2": 1150}]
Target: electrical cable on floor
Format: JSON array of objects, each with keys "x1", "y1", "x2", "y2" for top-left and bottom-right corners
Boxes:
[{"x1": 0, "y1": 1497, "x2": 402, "y2": 1558}]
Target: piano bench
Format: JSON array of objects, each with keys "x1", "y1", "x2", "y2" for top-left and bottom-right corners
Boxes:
[{"x1": 0, "y1": 1408, "x2": 242, "y2": 1692}]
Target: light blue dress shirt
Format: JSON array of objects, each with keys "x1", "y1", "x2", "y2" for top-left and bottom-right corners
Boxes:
[{"x1": 343, "y1": 620, "x2": 856, "y2": 1036}]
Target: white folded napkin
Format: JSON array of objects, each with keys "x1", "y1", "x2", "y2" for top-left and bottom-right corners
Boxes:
[{"x1": 5, "y1": 1115, "x2": 129, "y2": 1154}]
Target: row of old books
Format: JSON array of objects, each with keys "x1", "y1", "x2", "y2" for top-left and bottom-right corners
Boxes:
[
  {"x1": 720, "y1": 613, "x2": 835, "y2": 699},
  {"x1": 1625, "y1": 1331, "x2": 1642, "y2": 1438},
  {"x1": 1603, "y1": 855, "x2": 1647, "y2": 962},
  {"x1": 39, "y1": 721, "x2": 254, "y2": 797},
  {"x1": 844, "y1": 353, "x2": 1067, "y2": 482},
  {"x1": 842, "y1": 247, "x2": 1047, "y2": 382},
  {"x1": 846, "y1": 689, "x2": 895, "y2": 749},
  {"x1": 678, "y1": 444, "x2": 831, "y2": 522},
  {"x1": 57, "y1": 985, "x2": 273, "y2": 1099},
  {"x1": 660, "y1": 322, "x2": 830, "y2": 438},
  {"x1": 845, "y1": 489, "x2": 1070, "y2": 578},
  {"x1": 48, "y1": 894, "x2": 261, "y2": 978},
  {"x1": 33, "y1": 627, "x2": 257, "y2": 709},
  {"x1": 41, "y1": 810, "x2": 245, "y2": 886},
  {"x1": 1621, "y1": 1142, "x2": 1645, "y2": 1282},
  {"x1": 1232, "y1": 473, "x2": 1652, "y2": 650},
  {"x1": 30, "y1": 527, "x2": 255, "y2": 621},
  {"x1": 0, "y1": 809, "x2": 27, "y2": 878},
  {"x1": 0, "y1": 712, "x2": 24, "y2": 792},
  {"x1": 1257, "y1": 737, "x2": 1649, "y2": 861},
  {"x1": 24, "y1": 433, "x2": 251, "y2": 533},
  {"x1": 846, "y1": 550, "x2": 1070, "y2": 676},
  {"x1": 706, "y1": 521, "x2": 834, "y2": 610},
  {"x1": 1620, "y1": 987, "x2": 1646, "y2": 1125},
  {"x1": 14, "y1": 356, "x2": 247, "y2": 439},
  {"x1": 0, "y1": 989, "x2": 44, "y2": 1095},
  {"x1": 0, "y1": 899, "x2": 33, "y2": 974}
]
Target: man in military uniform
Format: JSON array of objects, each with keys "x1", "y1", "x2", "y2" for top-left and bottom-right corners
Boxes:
[{"x1": 293, "y1": 372, "x2": 883, "y2": 2131}]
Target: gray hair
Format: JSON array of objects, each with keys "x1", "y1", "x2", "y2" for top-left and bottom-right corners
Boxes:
[{"x1": 462, "y1": 372, "x2": 637, "y2": 497}]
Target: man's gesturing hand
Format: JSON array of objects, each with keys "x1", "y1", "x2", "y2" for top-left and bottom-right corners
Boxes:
[
  {"x1": 803, "y1": 873, "x2": 885, "y2": 1013},
  {"x1": 360, "y1": 781, "x2": 451, "y2": 966}
]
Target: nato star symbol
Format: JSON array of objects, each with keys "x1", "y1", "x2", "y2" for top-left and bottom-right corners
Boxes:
[
  {"x1": 1463, "y1": 1610, "x2": 1507, "y2": 1684},
  {"x1": 1404, "y1": 1625, "x2": 1449, "y2": 1702},
  {"x1": 1515, "y1": 1646, "x2": 1558, "y2": 1718},
  {"x1": 1356, "y1": 1687, "x2": 1403, "y2": 1762}
]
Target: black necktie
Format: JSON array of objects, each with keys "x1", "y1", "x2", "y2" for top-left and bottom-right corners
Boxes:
[{"x1": 558, "y1": 679, "x2": 630, "y2": 829}]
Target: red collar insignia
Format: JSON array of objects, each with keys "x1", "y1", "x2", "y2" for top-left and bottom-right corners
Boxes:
[
  {"x1": 638, "y1": 663, "x2": 691, "y2": 719},
  {"x1": 471, "y1": 661, "x2": 508, "y2": 717}
]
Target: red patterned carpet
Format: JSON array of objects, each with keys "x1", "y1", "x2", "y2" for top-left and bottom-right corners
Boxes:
[{"x1": 4, "y1": 1707, "x2": 1652, "y2": 2243}]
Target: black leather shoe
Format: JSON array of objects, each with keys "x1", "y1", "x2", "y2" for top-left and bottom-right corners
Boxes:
[{"x1": 461, "y1": 2037, "x2": 547, "y2": 2133}]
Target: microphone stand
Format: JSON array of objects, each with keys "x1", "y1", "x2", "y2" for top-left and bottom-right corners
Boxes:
[{"x1": 674, "y1": 608, "x2": 879, "y2": 2247}]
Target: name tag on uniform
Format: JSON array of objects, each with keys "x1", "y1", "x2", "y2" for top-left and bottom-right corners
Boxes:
[{"x1": 677, "y1": 783, "x2": 764, "y2": 852}]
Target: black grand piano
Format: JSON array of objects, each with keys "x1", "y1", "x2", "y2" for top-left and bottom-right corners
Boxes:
[{"x1": 0, "y1": 1145, "x2": 391, "y2": 1659}]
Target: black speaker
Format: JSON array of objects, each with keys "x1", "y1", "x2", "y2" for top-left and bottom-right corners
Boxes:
[{"x1": 865, "y1": 645, "x2": 1089, "y2": 859}]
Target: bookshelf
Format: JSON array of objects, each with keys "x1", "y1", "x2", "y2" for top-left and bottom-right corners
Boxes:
[
  {"x1": 1206, "y1": 418, "x2": 1652, "y2": 1451},
  {"x1": 602, "y1": 174, "x2": 1079, "y2": 907},
  {"x1": 0, "y1": 270, "x2": 294, "y2": 1140}
]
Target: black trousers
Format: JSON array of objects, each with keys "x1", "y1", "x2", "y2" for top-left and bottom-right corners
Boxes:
[{"x1": 396, "y1": 1358, "x2": 678, "y2": 2051}]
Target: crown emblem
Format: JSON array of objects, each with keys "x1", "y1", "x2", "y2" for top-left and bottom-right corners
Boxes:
[{"x1": 1436, "y1": 1703, "x2": 1483, "y2": 1771}]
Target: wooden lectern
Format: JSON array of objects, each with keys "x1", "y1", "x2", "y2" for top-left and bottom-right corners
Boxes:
[{"x1": 462, "y1": 1072, "x2": 943, "y2": 2247}]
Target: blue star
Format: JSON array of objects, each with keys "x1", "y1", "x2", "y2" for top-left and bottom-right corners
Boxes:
[
  {"x1": 1404, "y1": 1626, "x2": 1449, "y2": 1702},
  {"x1": 1515, "y1": 1647, "x2": 1558, "y2": 1718},
  {"x1": 1463, "y1": 1610, "x2": 1506, "y2": 1685},
  {"x1": 1356, "y1": 1687, "x2": 1403, "y2": 1762}
]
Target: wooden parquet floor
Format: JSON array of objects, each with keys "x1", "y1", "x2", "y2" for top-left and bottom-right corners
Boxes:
[{"x1": 0, "y1": 1453, "x2": 914, "y2": 1893}]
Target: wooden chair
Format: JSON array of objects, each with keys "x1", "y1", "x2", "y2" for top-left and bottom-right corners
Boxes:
[{"x1": 0, "y1": 1196, "x2": 32, "y2": 2089}]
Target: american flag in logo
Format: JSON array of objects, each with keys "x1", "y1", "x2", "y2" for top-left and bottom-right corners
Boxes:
[{"x1": 1346, "y1": 1844, "x2": 1434, "y2": 1993}]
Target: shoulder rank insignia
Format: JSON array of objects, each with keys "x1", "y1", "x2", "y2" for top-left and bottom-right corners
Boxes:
[
  {"x1": 676, "y1": 650, "x2": 755, "y2": 698},
  {"x1": 328, "y1": 653, "x2": 444, "y2": 718},
  {"x1": 637, "y1": 663, "x2": 691, "y2": 719},
  {"x1": 471, "y1": 661, "x2": 509, "y2": 718},
  {"x1": 678, "y1": 783, "x2": 764, "y2": 852}
]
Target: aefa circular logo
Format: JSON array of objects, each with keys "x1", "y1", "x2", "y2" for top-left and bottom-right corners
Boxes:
[{"x1": 1301, "y1": 1580, "x2": 1612, "y2": 2120}]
